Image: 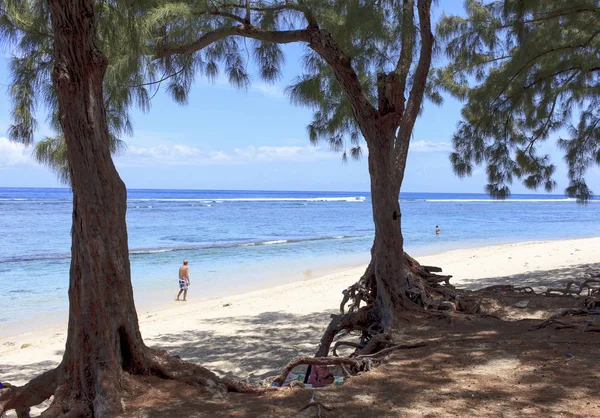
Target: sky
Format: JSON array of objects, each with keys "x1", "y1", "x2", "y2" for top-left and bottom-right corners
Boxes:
[{"x1": 0, "y1": 2, "x2": 598, "y2": 194}]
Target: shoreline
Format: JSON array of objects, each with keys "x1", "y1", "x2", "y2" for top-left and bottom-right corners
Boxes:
[
  {"x1": 1, "y1": 236, "x2": 599, "y2": 389},
  {"x1": 2, "y1": 235, "x2": 600, "y2": 340}
]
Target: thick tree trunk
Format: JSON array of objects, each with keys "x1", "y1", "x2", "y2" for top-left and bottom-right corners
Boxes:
[
  {"x1": 365, "y1": 126, "x2": 407, "y2": 332},
  {"x1": 2, "y1": 2, "x2": 256, "y2": 415},
  {"x1": 46, "y1": 0, "x2": 153, "y2": 415},
  {"x1": 311, "y1": 125, "x2": 407, "y2": 362}
]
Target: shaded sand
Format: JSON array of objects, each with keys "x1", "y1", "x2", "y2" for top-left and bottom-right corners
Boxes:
[{"x1": 1, "y1": 237, "x2": 600, "y2": 417}]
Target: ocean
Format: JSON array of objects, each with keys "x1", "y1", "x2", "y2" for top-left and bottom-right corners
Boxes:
[{"x1": 1, "y1": 187, "x2": 599, "y2": 334}]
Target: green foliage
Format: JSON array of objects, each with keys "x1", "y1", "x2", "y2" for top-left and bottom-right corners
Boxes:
[
  {"x1": 146, "y1": 0, "x2": 436, "y2": 160},
  {"x1": 0, "y1": 0, "x2": 147, "y2": 183},
  {"x1": 438, "y1": 0, "x2": 600, "y2": 201},
  {"x1": 2, "y1": 0, "x2": 436, "y2": 177}
]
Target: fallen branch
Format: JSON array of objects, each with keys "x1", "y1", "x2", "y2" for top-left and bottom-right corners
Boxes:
[{"x1": 477, "y1": 284, "x2": 534, "y2": 293}]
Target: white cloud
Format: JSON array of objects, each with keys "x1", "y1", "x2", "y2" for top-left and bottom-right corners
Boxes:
[
  {"x1": 0, "y1": 137, "x2": 35, "y2": 168},
  {"x1": 116, "y1": 144, "x2": 339, "y2": 167},
  {"x1": 253, "y1": 83, "x2": 285, "y2": 99},
  {"x1": 409, "y1": 140, "x2": 453, "y2": 153},
  {"x1": 198, "y1": 76, "x2": 286, "y2": 99}
]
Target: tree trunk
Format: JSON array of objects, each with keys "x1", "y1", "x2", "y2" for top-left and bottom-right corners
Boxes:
[
  {"x1": 364, "y1": 125, "x2": 407, "y2": 332},
  {"x1": 2, "y1": 2, "x2": 255, "y2": 415},
  {"x1": 310, "y1": 124, "x2": 407, "y2": 363},
  {"x1": 47, "y1": 0, "x2": 153, "y2": 415}
]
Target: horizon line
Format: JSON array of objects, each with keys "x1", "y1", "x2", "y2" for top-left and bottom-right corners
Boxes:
[{"x1": 0, "y1": 185, "x2": 576, "y2": 197}]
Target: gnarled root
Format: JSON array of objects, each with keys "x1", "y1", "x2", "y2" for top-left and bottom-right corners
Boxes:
[
  {"x1": 340, "y1": 253, "x2": 455, "y2": 316},
  {"x1": 319, "y1": 253, "x2": 453, "y2": 382},
  {"x1": 296, "y1": 392, "x2": 333, "y2": 418},
  {"x1": 148, "y1": 348, "x2": 265, "y2": 394},
  {"x1": 531, "y1": 308, "x2": 600, "y2": 332},
  {"x1": 0, "y1": 367, "x2": 60, "y2": 417},
  {"x1": 477, "y1": 284, "x2": 535, "y2": 294},
  {"x1": 545, "y1": 279, "x2": 600, "y2": 297},
  {"x1": 275, "y1": 341, "x2": 427, "y2": 386},
  {"x1": 316, "y1": 307, "x2": 374, "y2": 358},
  {"x1": 1, "y1": 346, "x2": 262, "y2": 417}
]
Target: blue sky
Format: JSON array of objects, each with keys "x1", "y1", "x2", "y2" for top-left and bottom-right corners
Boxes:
[{"x1": 0, "y1": 2, "x2": 598, "y2": 194}]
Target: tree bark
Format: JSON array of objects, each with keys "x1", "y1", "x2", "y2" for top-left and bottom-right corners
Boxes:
[
  {"x1": 46, "y1": 0, "x2": 154, "y2": 415},
  {"x1": 364, "y1": 123, "x2": 407, "y2": 332}
]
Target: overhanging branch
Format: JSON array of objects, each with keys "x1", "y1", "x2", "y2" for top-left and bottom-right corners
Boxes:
[
  {"x1": 488, "y1": 27, "x2": 600, "y2": 109},
  {"x1": 154, "y1": 25, "x2": 310, "y2": 59},
  {"x1": 154, "y1": 21, "x2": 377, "y2": 129}
]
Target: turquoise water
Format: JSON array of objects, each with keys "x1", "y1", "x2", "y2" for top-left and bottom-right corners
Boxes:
[{"x1": 0, "y1": 188, "x2": 599, "y2": 333}]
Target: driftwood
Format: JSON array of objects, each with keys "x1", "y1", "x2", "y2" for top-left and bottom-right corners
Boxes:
[{"x1": 276, "y1": 342, "x2": 428, "y2": 387}]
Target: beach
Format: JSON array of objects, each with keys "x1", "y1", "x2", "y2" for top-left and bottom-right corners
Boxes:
[
  {"x1": 3, "y1": 188, "x2": 600, "y2": 333},
  {"x1": 2, "y1": 236, "x2": 599, "y2": 397}
]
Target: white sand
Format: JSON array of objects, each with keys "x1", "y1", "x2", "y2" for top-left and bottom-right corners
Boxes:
[{"x1": 1, "y1": 237, "x2": 599, "y2": 391}]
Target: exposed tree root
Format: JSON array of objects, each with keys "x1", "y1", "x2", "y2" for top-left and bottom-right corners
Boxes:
[
  {"x1": 332, "y1": 341, "x2": 361, "y2": 357},
  {"x1": 545, "y1": 279, "x2": 600, "y2": 297},
  {"x1": 306, "y1": 253, "x2": 455, "y2": 385},
  {"x1": 0, "y1": 367, "x2": 60, "y2": 418},
  {"x1": 323, "y1": 253, "x2": 600, "y2": 389},
  {"x1": 477, "y1": 284, "x2": 535, "y2": 294},
  {"x1": 296, "y1": 392, "x2": 332, "y2": 418},
  {"x1": 0, "y1": 347, "x2": 263, "y2": 417},
  {"x1": 275, "y1": 341, "x2": 427, "y2": 386},
  {"x1": 339, "y1": 253, "x2": 454, "y2": 315},
  {"x1": 531, "y1": 308, "x2": 600, "y2": 332}
]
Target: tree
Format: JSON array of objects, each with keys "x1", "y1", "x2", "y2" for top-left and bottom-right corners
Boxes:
[
  {"x1": 0, "y1": 1, "x2": 250, "y2": 416},
  {"x1": 0, "y1": 1, "x2": 449, "y2": 413},
  {"x1": 437, "y1": 0, "x2": 600, "y2": 201},
  {"x1": 145, "y1": 0, "x2": 447, "y2": 355},
  {"x1": 6, "y1": 0, "x2": 446, "y2": 354}
]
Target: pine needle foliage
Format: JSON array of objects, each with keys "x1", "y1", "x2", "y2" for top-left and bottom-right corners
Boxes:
[
  {"x1": 2, "y1": 0, "x2": 439, "y2": 179},
  {"x1": 0, "y1": 0, "x2": 146, "y2": 184},
  {"x1": 438, "y1": 0, "x2": 600, "y2": 201},
  {"x1": 147, "y1": 0, "x2": 440, "y2": 162}
]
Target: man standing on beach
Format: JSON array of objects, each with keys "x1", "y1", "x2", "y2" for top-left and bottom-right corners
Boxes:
[{"x1": 176, "y1": 260, "x2": 190, "y2": 301}]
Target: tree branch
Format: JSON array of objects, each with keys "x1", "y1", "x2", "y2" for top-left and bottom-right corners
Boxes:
[
  {"x1": 489, "y1": 27, "x2": 600, "y2": 109},
  {"x1": 307, "y1": 27, "x2": 378, "y2": 129},
  {"x1": 153, "y1": 9, "x2": 374, "y2": 135},
  {"x1": 394, "y1": 0, "x2": 415, "y2": 107},
  {"x1": 394, "y1": 0, "x2": 433, "y2": 186},
  {"x1": 0, "y1": 5, "x2": 53, "y2": 39},
  {"x1": 227, "y1": 2, "x2": 319, "y2": 27},
  {"x1": 129, "y1": 57, "x2": 191, "y2": 88},
  {"x1": 511, "y1": 7, "x2": 600, "y2": 28},
  {"x1": 155, "y1": 25, "x2": 310, "y2": 59},
  {"x1": 487, "y1": 65, "x2": 593, "y2": 123}
]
